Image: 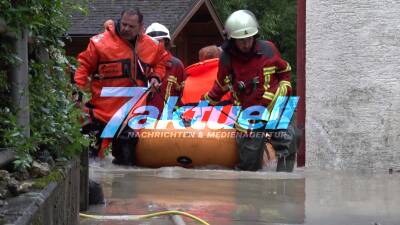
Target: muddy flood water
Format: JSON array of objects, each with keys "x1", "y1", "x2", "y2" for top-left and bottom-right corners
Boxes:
[{"x1": 80, "y1": 158, "x2": 400, "y2": 225}]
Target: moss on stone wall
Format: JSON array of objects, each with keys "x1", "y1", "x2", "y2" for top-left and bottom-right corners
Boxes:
[{"x1": 32, "y1": 169, "x2": 65, "y2": 189}]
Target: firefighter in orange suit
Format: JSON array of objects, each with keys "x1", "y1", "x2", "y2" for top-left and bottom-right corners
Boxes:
[
  {"x1": 145, "y1": 22, "x2": 186, "y2": 114},
  {"x1": 75, "y1": 9, "x2": 171, "y2": 165},
  {"x1": 203, "y1": 10, "x2": 295, "y2": 171}
]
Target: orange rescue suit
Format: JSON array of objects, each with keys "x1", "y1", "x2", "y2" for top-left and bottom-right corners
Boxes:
[{"x1": 74, "y1": 21, "x2": 171, "y2": 123}]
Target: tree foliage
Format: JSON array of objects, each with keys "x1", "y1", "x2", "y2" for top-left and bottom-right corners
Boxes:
[
  {"x1": 0, "y1": 0, "x2": 89, "y2": 171},
  {"x1": 212, "y1": 0, "x2": 297, "y2": 88}
]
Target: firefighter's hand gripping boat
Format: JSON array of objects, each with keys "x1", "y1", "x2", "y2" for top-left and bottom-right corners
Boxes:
[{"x1": 135, "y1": 58, "x2": 240, "y2": 168}]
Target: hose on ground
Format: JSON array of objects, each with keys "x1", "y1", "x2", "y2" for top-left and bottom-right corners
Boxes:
[{"x1": 80, "y1": 210, "x2": 210, "y2": 225}]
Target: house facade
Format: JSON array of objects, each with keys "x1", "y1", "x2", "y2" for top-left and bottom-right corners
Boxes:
[{"x1": 304, "y1": 0, "x2": 400, "y2": 170}]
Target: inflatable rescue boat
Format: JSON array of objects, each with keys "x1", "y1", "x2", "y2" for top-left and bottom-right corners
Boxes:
[{"x1": 135, "y1": 58, "x2": 239, "y2": 168}]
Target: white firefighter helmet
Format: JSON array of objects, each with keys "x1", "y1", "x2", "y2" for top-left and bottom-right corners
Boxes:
[
  {"x1": 224, "y1": 10, "x2": 259, "y2": 39},
  {"x1": 145, "y1": 22, "x2": 171, "y2": 40}
]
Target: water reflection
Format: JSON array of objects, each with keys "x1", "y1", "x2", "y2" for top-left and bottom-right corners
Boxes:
[
  {"x1": 82, "y1": 163, "x2": 400, "y2": 225},
  {"x1": 83, "y1": 170, "x2": 305, "y2": 225}
]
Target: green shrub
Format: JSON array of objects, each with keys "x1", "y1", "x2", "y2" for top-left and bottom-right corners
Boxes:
[{"x1": 0, "y1": 0, "x2": 89, "y2": 171}]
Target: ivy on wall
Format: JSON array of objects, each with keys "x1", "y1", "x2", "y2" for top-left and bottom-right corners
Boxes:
[{"x1": 0, "y1": 0, "x2": 89, "y2": 171}]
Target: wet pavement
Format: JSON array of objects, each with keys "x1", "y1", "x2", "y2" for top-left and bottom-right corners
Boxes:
[{"x1": 80, "y1": 157, "x2": 400, "y2": 225}]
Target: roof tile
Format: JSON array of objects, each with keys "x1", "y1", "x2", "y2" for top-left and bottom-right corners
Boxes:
[{"x1": 68, "y1": 0, "x2": 198, "y2": 35}]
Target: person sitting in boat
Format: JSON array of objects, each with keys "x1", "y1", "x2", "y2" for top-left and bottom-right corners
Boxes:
[{"x1": 198, "y1": 45, "x2": 222, "y2": 62}]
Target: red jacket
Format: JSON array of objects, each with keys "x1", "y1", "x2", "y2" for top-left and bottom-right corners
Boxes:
[
  {"x1": 204, "y1": 40, "x2": 292, "y2": 110},
  {"x1": 75, "y1": 21, "x2": 171, "y2": 123},
  {"x1": 148, "y1": 56, "x2": 186, "y2": 114}
]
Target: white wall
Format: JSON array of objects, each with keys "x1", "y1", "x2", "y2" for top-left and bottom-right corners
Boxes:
[{"x1": 306, "y1": 0, "x2": 400, "y2": 170}]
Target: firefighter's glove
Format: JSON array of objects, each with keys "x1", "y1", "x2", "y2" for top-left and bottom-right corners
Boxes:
[{"x1": 149, "y1": 77, "x2": 161, "y2": 93}]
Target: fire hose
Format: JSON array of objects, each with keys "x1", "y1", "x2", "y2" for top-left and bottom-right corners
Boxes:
[{"x1": 80, "y1": 210, "x2": 210, "y2": 225}]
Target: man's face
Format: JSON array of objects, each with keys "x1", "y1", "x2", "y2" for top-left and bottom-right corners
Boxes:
[
  {"x1": 119, "y1": 14, "x2": 142, "y2": 41},
  {"x1": 234, "y1": 36, "x2": 254, "y2": 53}
]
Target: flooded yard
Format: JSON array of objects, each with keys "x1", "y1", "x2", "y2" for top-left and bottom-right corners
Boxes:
[{"x1": 80, "y1": 158, "x2": 400, "y2": 225}]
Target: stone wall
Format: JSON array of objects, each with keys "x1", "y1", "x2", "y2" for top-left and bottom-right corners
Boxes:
[
  {"x1": 306, "y1": 0, "x2": 400, "y2": 170},
  {"x1": 1, "y1": 159, "x2": 80, "y2": 225}
]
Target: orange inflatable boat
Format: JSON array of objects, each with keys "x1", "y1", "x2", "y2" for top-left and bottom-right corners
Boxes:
[
  {"x1": 135, "y1": 58, "x2": 239, "y2": 168},
  {"x1": 135, "y1": 121, "x2": 238, "y2": 168},
  {"x1": 181, "y1": 58, "x2": 230, "y2": 105}
]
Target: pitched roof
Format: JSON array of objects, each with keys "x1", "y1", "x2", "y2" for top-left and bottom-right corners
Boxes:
[{"x1": 68, "y1": 0, "x2": 201, "y2": 36}]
